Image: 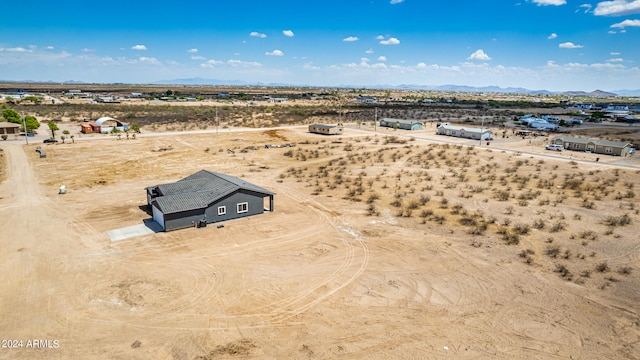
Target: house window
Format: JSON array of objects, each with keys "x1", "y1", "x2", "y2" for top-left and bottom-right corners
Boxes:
[
  {"x1": 218, "y1": 206, "x2": 226, "y2": 216},
  {"x1": 237, "y1": 202, "x2": 248, "y2": 214},
  {"x1": 605, "y1": 147, "x2": 612, "y2": 153}
]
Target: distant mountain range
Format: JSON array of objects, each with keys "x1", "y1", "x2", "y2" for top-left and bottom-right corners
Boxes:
[{"x1": 3, "y1": 78, "x2": 640, "y2": 97}]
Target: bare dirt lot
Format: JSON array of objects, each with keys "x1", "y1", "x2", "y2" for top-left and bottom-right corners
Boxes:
[{"x1": 1, "y1": 125, "x2": 639, "y2": 359}]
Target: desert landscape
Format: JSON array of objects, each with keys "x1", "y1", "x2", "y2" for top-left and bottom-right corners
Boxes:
[{"x1": 1, "y1": 90, "x2": 640, "y2": 359}]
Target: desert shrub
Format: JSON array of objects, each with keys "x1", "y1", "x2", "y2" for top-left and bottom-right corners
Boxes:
[
  {"x1": 545, "y1": 245, "x2": 561, "y2": 258},
  {"x1": 602, "y1": 214, "x2": 631, "y2": 227},
  {"x1": 502, "y1": 232, "x2": 520, "y2": 245},
  {"x1": 513, "y1": 223, "x2": 530, "y2": 235},
  {"x1": 533, "y1": 219, "x2": 545, "y2": 229},
  {"x1": 617, "y1": 266, "x2": 632, "y2": 275},
  {"x1": 549, "y1": 221, "x2": 566, "y2": 233},
  {"x1": 595, "y1": 262, "x2": 609, "y2": 273},
  {"x1": 554, "y1": 264, "x2": 572, "y2": 279}
]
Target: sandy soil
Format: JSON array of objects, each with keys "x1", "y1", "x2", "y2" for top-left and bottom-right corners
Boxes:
[{"x1": 0, "y1": 125, "x2": 639, "y2": 359}]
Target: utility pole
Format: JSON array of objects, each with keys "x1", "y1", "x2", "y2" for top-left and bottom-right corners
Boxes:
[
  {"x1": 22, "y1": 112, "x2": 28, "y2": 145},
  {"x1": 215, "y1": 106, "x2": 218, "y2": 134},
  {"x1": 374, "y1": 107, "x2": 378, "y2": 132},
  {"x1": 479, "y1": 118, "x2": 484, "y2": 146}
]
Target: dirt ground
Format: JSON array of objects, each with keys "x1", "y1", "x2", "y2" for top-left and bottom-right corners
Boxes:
[{"x1": 1, "y1": 124, "x2": 639, "y2": 359}]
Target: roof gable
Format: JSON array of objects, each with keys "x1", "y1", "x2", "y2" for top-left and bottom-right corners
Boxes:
[{"x1": 152, "y1": 170, "x2": 273, "y2": 214}]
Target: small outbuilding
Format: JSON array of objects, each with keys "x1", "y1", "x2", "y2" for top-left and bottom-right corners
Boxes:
[
  {"x1": 436, "y1": 123, "x2": 493, "y2": 141},
  {"x1": 379, "y1": 118, "x2": 423, "y2": 131},
  {"x1": 550, "y1": 136, "x2": 633, "y2": 156},
  {"x1": 146, "y1": 170, "x2": 275, "y2": 232},
  {"x1": 80, "y1": 123, "x2": 92, "y2": 134},
  {"x1": 308, "y1": 123, "x2": 343, "y2": 135},
  {"x1": 0, "y1": 122, "x2": 20, "y2": 135}
]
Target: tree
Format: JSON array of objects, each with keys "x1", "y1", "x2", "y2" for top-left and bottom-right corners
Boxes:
[
  {"x1": 2, "y1": 108, "x2": 20, "y2": 123},
  {"x1": 48, "y1": 121, "x2": 59, "y2": 139},
  {"x1": 24, "y1": 116, "x2": 40, "y2": 132}
]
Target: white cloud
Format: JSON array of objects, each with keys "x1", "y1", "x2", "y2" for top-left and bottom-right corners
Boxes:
[
  {"x1": 343, "y1": 36, "x2": 359, "y2": 42},
  {"x1": 266, "y1": 50, "x2": 284, "y2": 56},
  {"x1": 611, "y1": 19, "x2": 640, "y2": 28},
  {"x1": 594, "y1": 0, "x2": 640, "y2": 16},
  {"x1": 607, "y1": 57, "x2": 624, "y2": 62},
  {"x1": 379, "y1": 37, "x2": 400, "y2": 45},
  {"x1": 0, "y1": 47, "x2": 30, "y2": 52},
  {"x1": 46, "y1": 46, "x2": 54, "y2": 50},
  {"x1": 611, "y1": 51, "x2": 621, "y2": 55},
  {"x1": 578, "y1": 3, "x2": 593, "y2": 12},
  {"x1": 283, "y1": 30, "x2": 294, "y2": 37},
  {"x1": 376, "y1": 35, "x2": 385, "y2": 40},
  {"x1": 548, "y1": 33, "x2": 558, "y2": 39},
  {"x1": 303, "y1": 62, "x2": 320, "y2": 70},
  {"x1": 559, "y1": 42, "x2": 584, "y2": 48},
  {"x1": 131, "y1": 44, "x2": 147, "y2": 51},
  {"x1": 365, "y1": 48, "x2": 374, "y2": 54},
  {"x1": 467, "y1": 49, "x2": 492, "y2": 61},
  {"x1": 378, "y1": 56, "x2": 387, "y2": 61},
  {"x1": 200, "y1": 59, "x2": 224, "y2": 68},
  {"x1": 188, "y1": 48, "x2": 198, "y2": 53},
  {"x1": 191, "y1": 56, "x2": 206, "y2": 60},
  {"x1": 227, "y1": 59, "x2": 262, "y2": 67},
  {"x1": 250, "y1": 32, "x2": 267, "y2": 38},
  {"x1": 82, "y1": 48, "x2": 95, "y2": 52},
  {"x1": 390, "y1": 0, "x2": 405, "y2": 4},
  {"x1": 608, "y1": 30, "x2": 618, "y2": 33},
  {"x1": 532, "y1": 0, "x2": 566, "y2": 5},
  {"x1": 138, "y1": 57, "x2": 158, "y2": 64}
]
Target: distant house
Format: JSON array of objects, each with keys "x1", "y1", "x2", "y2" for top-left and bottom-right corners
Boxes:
[
  {"x1": 0, "y1": 122, "x2": 20, "y2": 135},
  {"x1": 379, "y1": 118, "x2": 423, "y2": 131},
  {"x1": 309, "y1": 123, "x2": 343, "y2": 135},
  {"x1": 146, "y1": 170, "x2": 275, "y2": 232},
  {"x1": 550, "y1": 136, "x2": 632, "y2": 156},
  {"x1": 436, "y1": 123, "x2": 492, "y2": 140},
  {"x1": 356, "y1": 96, "x2": 377, "y2": 104}
]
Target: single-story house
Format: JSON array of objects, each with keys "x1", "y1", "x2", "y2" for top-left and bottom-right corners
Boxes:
[
  {"x1": 0, "y1": 122, "x2": 20, "y2": 135},
  {"x1": 356, "y1": 96, "x2": 377, "y2": 104},
  {"x1": 379, "y1": 118, "x2": 423, "y2": 131},
  {"x1": 436, "y1": 123, "x2": 493, "y2": 141},
  {"x1": 94, "y1": 117, "x2": 129, "y2": 133},
  {"x1": 550, "y1": 136, "x2": 633, "y2": 156},
  {"x1": 146, "y1": 170, "x2": 275, "y2": 232},
  {"x1": 308, "y1": 123, "x2": 343, "y2": 135}
]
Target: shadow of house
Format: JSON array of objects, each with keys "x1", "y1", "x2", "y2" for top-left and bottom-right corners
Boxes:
[{"x1": 146, "y1": 170, "x2": 275, "y2": 232}]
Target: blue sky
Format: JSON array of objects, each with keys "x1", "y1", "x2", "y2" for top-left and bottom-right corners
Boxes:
[{"x1": 1, "y1": 0, "x2": 639, "y2": 91}]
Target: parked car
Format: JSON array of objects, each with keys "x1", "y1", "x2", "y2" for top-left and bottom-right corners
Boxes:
[
  {"x1": 43, "y1": 138, "x2": 58, "y2": 144},
  {"x1": 545, "y1": 144, "x2": 563, "y2": 151}
]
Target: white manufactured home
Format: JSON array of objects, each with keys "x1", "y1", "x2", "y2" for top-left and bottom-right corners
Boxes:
[{"x1": 436, "y1": 123, "x2": 492, "y2": 141}]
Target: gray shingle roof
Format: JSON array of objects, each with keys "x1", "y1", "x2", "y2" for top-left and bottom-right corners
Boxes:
[{"x1": 152, "y1": 170, "x2": 274, "y2": 214}]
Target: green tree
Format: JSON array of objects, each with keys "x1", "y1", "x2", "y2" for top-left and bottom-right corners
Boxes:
[
  {"x1": 2, "y1": 108, "x2": 20, "y2": 123},
  {"x1": 24, "y1": 116, "x2": 40, "y2": 132},
  {"x1": 48, "y1": 121, "x2": 59, "y2": 139},
  {"x1": 23, "y1": 95, "x2": 44, "y2": 104}
]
